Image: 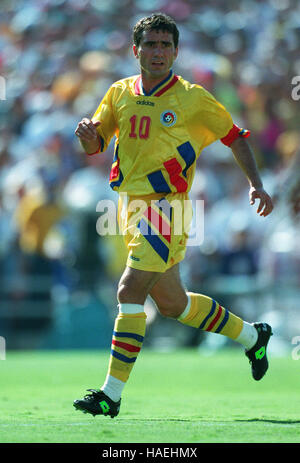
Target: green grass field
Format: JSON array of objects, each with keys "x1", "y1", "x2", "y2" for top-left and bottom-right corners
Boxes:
[{"x1": 1, "y1": 348, "x2": 299, "y2": 443}]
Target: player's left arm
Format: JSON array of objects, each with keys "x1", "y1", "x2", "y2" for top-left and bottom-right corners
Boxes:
[
  {"x1": 195, "y1": 88, "x2": 273, "y2": 216},
  {"x1": 230, "y1": 137, "x2": 274, "y2": 217}
]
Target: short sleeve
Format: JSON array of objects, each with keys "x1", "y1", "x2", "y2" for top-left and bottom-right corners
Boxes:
[
  {"x1": 220, "y1": 123, "x2": 251, "y2": 147},
  {"x1": 188, "y1": 87, "x2": 234, "y2": 149},
  {"x1": 91, "y1": 85, "x2": 118, "y2": 153},
  {"x1": 194, "y1": 89, "x2": 251, "y2": 149}
]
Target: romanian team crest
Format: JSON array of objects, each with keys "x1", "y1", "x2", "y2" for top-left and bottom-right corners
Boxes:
[{"x1": 160, "y1": 110, "x2": 177, "y2": 127}]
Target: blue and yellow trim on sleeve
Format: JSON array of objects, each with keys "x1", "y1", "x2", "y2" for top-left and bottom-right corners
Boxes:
[{"x1": 221, "y1": 123, "x2": 250, "y2": 147}]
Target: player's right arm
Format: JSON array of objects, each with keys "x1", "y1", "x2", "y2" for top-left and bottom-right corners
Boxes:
[
  {"x1": 75, "y1": 118, "x2": 102, "y2": 155},
  {"x1": 75, "y1": 85, "x2": 118, "y2": 155}
]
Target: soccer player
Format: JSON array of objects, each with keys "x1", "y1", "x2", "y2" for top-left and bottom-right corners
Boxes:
[{"x1": 73, "y1": 13, "x2": 274, "y2": 418}]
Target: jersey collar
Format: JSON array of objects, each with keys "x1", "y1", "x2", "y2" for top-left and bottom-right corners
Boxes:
[{"x1": 134, "y1": 70, "x2": 179, "y2": 97}]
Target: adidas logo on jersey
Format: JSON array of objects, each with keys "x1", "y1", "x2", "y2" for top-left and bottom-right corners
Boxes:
[{"x1": 136, "y1": 100, "x2": 155, "y2": 107}]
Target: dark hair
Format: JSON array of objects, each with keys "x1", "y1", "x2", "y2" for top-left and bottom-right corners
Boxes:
[{"x1": 133, "y1": 13, "x2": 179, "y2": 48}]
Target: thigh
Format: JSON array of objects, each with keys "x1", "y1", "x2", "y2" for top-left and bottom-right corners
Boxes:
[{"x1": 149, "y1": 264, "x2": 188, "y2": 318}]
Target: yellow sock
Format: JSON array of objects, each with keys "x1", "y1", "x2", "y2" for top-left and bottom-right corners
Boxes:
[
  {"x1": 178, "y1": 292, "x2": 243, "y2": 340},
  {"x1": 107, "y1": 312, "x2": 146, "y2": 383}
]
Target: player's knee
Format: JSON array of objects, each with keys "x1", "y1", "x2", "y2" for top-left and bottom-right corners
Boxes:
[
  {"x1": 158, "y1": 306, "x2": 178, "y2": 318},
  {"x1": 117, "y1": 283, "x2": 133, "y2": 302},
  {"x1": 154, "y1": 296, "x2": 185, "y2": 319},
  {"x1": 117, "y1": 267, "x2": 159, "y2": 305},
  {"x1": 117, "y1": 282, "x2": 147, "y2": 305}
]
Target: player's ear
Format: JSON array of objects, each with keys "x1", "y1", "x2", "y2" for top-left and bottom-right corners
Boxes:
[
  {"x1": 133, "y1": 45, "x2": 139, "y2": 59},
  {"x1": 174, "y1": 47, "x2": 179, "y2": 60}
]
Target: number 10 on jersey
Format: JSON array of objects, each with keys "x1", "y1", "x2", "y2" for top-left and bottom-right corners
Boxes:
[{"x1": 129, "y1": 115, "x2": 151, "y2": 139}]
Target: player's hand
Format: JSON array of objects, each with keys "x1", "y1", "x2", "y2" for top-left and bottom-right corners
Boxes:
[
  {"x1": 249, "y1": 186, "x2": 274, "y2": 217},
  {"x1": 75, "y1": 118, "x2": 101, "y2": 142}
]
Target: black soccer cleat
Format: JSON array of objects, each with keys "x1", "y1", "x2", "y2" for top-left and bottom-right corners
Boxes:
[
  {"x1": 73, "y1": 389, "x2": 121, "y2": 418},
  {"x1": 245, "y1": 322, "x2": 273, "y2": 381}
]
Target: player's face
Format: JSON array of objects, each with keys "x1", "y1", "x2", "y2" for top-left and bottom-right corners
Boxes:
[{"x1": 133, "y1": 29, "x2": 178, "y2": 80}]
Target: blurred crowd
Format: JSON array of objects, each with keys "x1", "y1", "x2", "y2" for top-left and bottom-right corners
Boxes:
[{"x1": 0, "y1": 0, "x2": 299, "y2": 348}]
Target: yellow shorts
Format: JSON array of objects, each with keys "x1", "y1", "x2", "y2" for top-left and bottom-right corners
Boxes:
[{"x1": 118, "y1": 192, "x2": 192, "y2": 273}]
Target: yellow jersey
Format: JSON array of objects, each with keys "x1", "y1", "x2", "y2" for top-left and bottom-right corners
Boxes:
[{"x1": 90, "y1": 70, "x2": 249, "y2": 195}]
